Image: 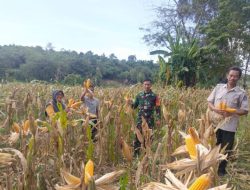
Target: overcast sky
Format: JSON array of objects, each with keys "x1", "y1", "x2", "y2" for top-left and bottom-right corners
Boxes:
[{"x1": 0, "y1": 0, "x2": 165, "y2": 60}]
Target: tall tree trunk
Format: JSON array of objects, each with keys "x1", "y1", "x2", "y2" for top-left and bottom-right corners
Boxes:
[{"x1": 243, "y1": 54, "x2": 250, "y2": 90}]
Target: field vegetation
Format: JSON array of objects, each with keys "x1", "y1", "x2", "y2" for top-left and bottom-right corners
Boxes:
[{"x1": 0, "y1": 82, "x2": 249, "y2": 189}]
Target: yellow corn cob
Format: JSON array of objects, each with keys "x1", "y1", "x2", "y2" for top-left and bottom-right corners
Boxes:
[
  {"x1": 185, "y1": 135, "x2": 197, "y2": 159},
  {"x1": 67, "y1": 98, "x2": 75, "y2": 108},
  {"x1": 12, "y1": 122, "x2": 20, "y2": 133},
  {"x1": 225, "y1": 107, "x2": 236, "y2": 113},
  {"x1": 188, "y1": 127, "x2": 200, "y2": 144},
  {"x1": 85, "y1": 159, "x2": 94, "y2": 185},
  {"x1": 218, "y1": 102, "x2": 227, "y2": 110},
  {"x1": 83, "y1": 79, "x2": 92, "y2": 89},
  {"x1": 70, "y1": 101, "x2": 82, "y2": 109},
  {"x1": 221, "y1": 102, "x2": 227, "y2": 110},
  {"x1": 188, "y1": 174, "x2": 211, "y2": 190},
  {"x1": 86, "y1": 79, "x2": 91, "y2": 88},
  {"x1": 45, "y1": 104, "x2": 55, "y2": 118}
]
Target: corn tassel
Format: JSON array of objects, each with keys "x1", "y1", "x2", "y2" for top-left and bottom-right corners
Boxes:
[
  {"x1": 188, "y1": 174, "x2": 211, "y2": 190},
  {"x1": 85, "y1": 159, "x2": 94, "y2": 185}
]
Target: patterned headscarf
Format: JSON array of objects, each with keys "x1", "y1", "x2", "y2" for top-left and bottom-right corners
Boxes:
[{"x1": 51, "y1": 90, "x2": 65, "y2": 112}]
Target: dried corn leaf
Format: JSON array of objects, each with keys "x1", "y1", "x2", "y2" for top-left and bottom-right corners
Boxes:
[
  {"x1": 0, "y1": 148, "x2": 27, "y2": 173},
  {"x1": 97, "y1": 185, "x2": 120, "y2": 190},
  {"x1": 140, "y1": 182, "x2": 179, "y2": 190},
  {"x1": 164, "y1": 169, "x2": 187, "y2": 190},
  {"x1": 55, "y1": 184, "x2": 80, "y2": 190},
  {"x1": 95, "y1": 170, "x2": 126, "y2": 186},
  {"x1": 161, "y1": 158, "x2": 196, "y2": 171},
  {"x1": 171, "y1": 145, "x2": 187, "y2": 156},
  {"x1": 61, "y1": 169, "x2": 81, "y2": 185}
]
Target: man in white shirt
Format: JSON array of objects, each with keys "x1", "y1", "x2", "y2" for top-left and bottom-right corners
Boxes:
[{"x1": 207, "y1": 66, "x2": 249, "y2": 176}]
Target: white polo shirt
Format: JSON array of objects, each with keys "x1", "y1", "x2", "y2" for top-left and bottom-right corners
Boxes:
[
  {"x1": 207, "y1": 84, "x2": 249, "y2": 132},
  {"x1": 83, "y1": 96, "x2": 99, "y2": 116}
]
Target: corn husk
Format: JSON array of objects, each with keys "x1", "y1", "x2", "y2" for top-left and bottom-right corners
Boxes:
[
  {"x1": 61, "y1": 169, "x2": 81, "y2": 185},
  {"x1": 95, "y1": 170, "x2": 126, "y2": 186},
  {"x1": 120, "y1": 138, "x2": 132, "y2": 162}
]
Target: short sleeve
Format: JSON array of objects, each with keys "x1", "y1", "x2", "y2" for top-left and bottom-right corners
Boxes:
[
  {"x1": 207, "y1": 86, "x2": 217, "y2": 103},
  {"x1": 240, "y1": 93, "x2": 249, "y2": 111}
]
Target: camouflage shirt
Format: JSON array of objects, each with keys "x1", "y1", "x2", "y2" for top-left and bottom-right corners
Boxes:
[{"x1": 132, "y1": 90, "x2": 161, "y2": 128}]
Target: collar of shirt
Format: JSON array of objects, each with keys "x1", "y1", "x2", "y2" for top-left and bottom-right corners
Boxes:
[
  {"x1": 223, "y1": 84, "x2": 240, "y2": 92},
  {"x1": 143, "y1": 90, "x2": 152, "y2": 95}
]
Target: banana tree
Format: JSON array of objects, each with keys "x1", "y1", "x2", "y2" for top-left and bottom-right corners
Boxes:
[{"x1": 151, "y1": 27, "x2": 202, "y2": 87}]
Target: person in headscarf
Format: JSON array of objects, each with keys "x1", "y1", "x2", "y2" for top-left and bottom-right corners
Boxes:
[{"x1": 45, "y1": 90, "x2": 66, "y2": 118}]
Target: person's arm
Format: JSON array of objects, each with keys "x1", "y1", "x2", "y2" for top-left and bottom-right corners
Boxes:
[
  {"x1": 207, "y1": 85, "x2": 225, "y2": 114},
  {"x1": 80, "y1": 88, "x2": 88, "y2": 101},
  {"x1": 96, "y1": 100, "x2": 100, "y2": 118},
  {"x1": 131, "y1": 94, "x2": 139, "y2": 109},
  {"x1": 235, "y1": 109, "x2": 248, "y2": 116},
  {"x1": 155, "y1": 96, "x2": 161, "y2": 125},
  {"x1": 236, "y1": 94, "x2": 249, "y2": 116},
  {"x1": 208, "y1": 102, "x2": 225, "y2": 114},
  {"x1": 45, "y1": 104, "x2": 55, "y2": 118}
]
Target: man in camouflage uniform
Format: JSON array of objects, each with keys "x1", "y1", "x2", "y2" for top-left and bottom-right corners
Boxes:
[{"x1": 128, "y1": 79, "x2": 161, "y2": 155}]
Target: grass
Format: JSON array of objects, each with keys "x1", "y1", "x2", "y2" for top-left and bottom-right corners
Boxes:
[{"x1": 222, "y1": 114, "x2": 250, "y2": 189}]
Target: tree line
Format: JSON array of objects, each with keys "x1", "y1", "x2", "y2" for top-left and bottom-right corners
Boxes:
[
  {"x1": 1, "y1": 0, "x2": 249, "y2": 87},
  {"x1": 0, "y1": 45, "x2": 158, "y2": 85},
  {"x1": 141, "y1": 0, "x2": 250, "y2": 88}
]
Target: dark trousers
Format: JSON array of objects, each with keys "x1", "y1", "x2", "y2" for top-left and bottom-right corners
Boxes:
[
  {"x1": 216, "y1": 129, "x2": 235, "y2": 173},
  {"x1": 90, "y1": 119, "x2": 98, "y2": 141}
]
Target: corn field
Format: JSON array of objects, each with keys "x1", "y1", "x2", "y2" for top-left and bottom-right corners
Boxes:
[{"x1": 0, "y1": 82, "x2": 249, "y2": 190}]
